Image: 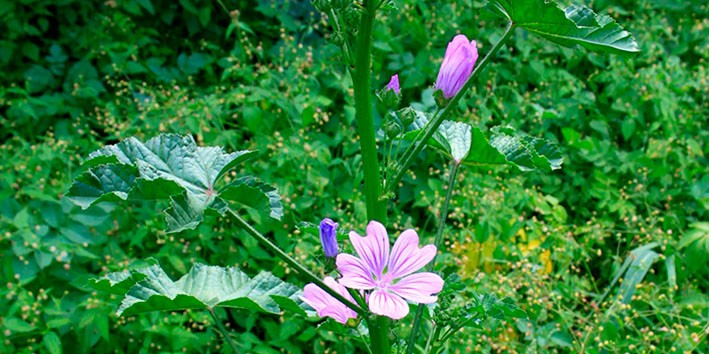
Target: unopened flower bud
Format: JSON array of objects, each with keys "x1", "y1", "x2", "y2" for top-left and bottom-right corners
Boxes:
[
  {"x1": 398, "y1": 106, "x2": 416, "y2": 126},
  {"x1": 435, "y1": 34, "x2": 478, "y2": 101},
  {"x1": 385, "y1": 120, "x2": 403, "y2": 138},
  {"x1": 319, "y1": 218, "x2": 339, "y2": 258}
]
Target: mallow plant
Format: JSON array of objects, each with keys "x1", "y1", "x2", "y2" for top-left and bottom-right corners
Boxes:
[{"x1": 66, "y1": 0, "x2": 638, "y2": 352}]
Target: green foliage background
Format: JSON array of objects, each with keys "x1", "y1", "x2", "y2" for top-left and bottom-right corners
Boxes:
[{"x1": 1, "y1": 0, "x2": 706, "y2": 353}]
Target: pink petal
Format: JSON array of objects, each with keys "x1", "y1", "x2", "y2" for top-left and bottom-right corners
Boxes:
[
  {"x1": 435, "y1": 35, "x2": 478, "y2": 99},
  {"x1": 301, "y1": 277, "x2": 357, "y2": 324},
  {"x1": 336, "y1": 254, "x2": 376, "y2": 290},
  {"x1": 387, "y1": 229, "x2": 437, "y2": 279},
  {"x1": 348, "y1": 221, "x2": 390, "y2": 279},
  {"x1": 368, "y1": 290, "x2": 410, "y2": 320},
  {"x1": 390, "y1": 273, "x2": 444, "y2": 304}
]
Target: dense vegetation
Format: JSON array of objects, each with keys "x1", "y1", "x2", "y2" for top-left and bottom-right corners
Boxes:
[{"x1": 1, "y1": 0, "x2": 706, "y2": 353}]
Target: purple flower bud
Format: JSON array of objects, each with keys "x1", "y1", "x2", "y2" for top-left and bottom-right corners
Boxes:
[
  {"x1": 319, "y1": 218, "x2": 339, "y2": 258},
  {"x1": 435, "y1": 34, "x2": 478, "y2": 99},
  {"x1": 385, "y1": 74, "x2": 400, "y2": 95}
]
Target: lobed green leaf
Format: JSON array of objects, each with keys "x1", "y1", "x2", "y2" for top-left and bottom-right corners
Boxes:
[
  {"x1": 66, "y1": 134, "x2": 282, "y2": 233},
  {"x1": 90, "y1": 263, "x2": 307, "y2": 316}
]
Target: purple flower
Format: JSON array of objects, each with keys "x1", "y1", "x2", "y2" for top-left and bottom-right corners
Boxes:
[
  {"x1": 301, "y1": 276, "x2": 358, "y2": 324},
  {"x1": 336, "y1": 221, "x2": 444, "y2": 320},
  {"x1": 319, "y1": 218, "x2": 339, "y2": 258},
  {"x1": 435, "y1": 34, "x2": 478, "y2": 99},
  {"x1": 385, "y1": 74, "x2": 400, "y2": 95}
]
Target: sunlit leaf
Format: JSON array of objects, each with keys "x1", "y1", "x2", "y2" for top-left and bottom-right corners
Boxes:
[
  {"x1": 486, "y1": 0, "x2": 639, "y2": 56},
  {"x1": 65, "y1": 134, "x2": 282, "y2": 232}
]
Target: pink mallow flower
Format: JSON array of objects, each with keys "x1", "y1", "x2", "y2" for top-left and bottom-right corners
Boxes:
[
  {"x1": 336, "y1": 221, "x2": 444, "y2": 320},
  {"x1": 301, "y1": 276, "x2": 358, "y2": 324},
  {"x1": 435, "y1": 34, "x2": 478, "y2": 99}
]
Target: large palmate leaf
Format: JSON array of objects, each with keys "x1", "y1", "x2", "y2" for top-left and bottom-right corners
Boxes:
[
  {"x1": 91, "y1": 263, "x2": 306, "y2": 316},
  {"x1": 403, "y1": 113, "x2": 562, "y2": 172},
  {"x1": 486, "y1": 0, "x2": 639, "y2": 55},
  {"x1": 66, "y1": 134, "x2": 282, "y2": 232}
]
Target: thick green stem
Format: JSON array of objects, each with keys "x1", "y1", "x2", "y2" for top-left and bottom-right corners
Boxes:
[
  {"x1": 208, "y1": 308, "x2": 239, "y2": 353},
  {"x1": 386, "y1": 22, "x2": 516, "y2": 195},
  {"x1": 406, "y1": 162, "x2": 460, "y2": 354},
  {"x1": 351, "y1": 0, "x2": 386, "y2": 223},
  {"x1": 227, "y1": 209, "x2": 366, "y2": 317},
  {"x1": 350, "y1": 1, "x2": 390, "y2": 352},
  {"x1": 367, "y1": 315, "x2": 391, "y2": 353}
]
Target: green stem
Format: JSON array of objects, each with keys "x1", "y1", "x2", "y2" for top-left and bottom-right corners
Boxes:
[
  {"x1": 227, "y1": 209, "x2": 366, "y2": 317},
  {"x1": 350, "y1": 1, "x2": 390, "y2": 352},
  {"x1": 423, "y1": 323, "x2": 442, "y2": 354},
  {"x1": 350, "y1": 0, "x2": 386, "y2": 223},
  {"x1": 406, "y1": 161, "x2": 460, "y2": 354},
  {"x1": 385, "y1": 22, "x2": 516, "y2": 195},
  {"x1": 367, "y1": 315, "x2": 391, "y2": 353},
  {"x1": 208, "y1": 308, "x2": 239, "y2": 353}
]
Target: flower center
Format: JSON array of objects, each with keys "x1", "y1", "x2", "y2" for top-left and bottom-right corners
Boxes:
[{"x1": 375, "y1": 272, "x2": 396, "y2": 290}]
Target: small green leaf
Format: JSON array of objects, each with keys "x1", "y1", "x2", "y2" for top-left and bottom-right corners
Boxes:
[
  {"x1": 114, "y1": 263, "x2": 306, "y2": 316},
  {"x1": 135, "y1": 0, "x2": 155, "y2": 14},
  {"x1": 43, "y1": 331, "x2": 62, "y2": 354},
  {"x1": 4, "y1": 317, "x2": 35, "y2": 333},
  {"x1": 486, "y1": 0, "x2": 639, "y2": 56},
  {"x1": 435, "y1": 121, "x2": 472, "y2": 163},
  {"x1": 679, "y1": 222, "x2": 709, "y2": 274}
]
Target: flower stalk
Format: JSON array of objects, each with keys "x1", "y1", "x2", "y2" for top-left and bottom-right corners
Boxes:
[
  {"x1": 208, "y1": 308, "x2": 239, "y2": 353},
  {"x1": 227, "y1": 209, "x2": 366, "y2": 317},
  {"x1": 385, "y1": 22, "x2": 516, "y2": 196},
  {"x1": 406, "y1": 161, "x2": 460, "y2": 354}
]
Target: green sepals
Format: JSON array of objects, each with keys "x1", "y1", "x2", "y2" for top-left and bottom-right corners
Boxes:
[
  {"x1": 385, "y1": 119, "x2": 404, "y2": 138},
  {"x1": 485, "y1": 0, "x2": 640, "y2": 56},
  {"x1": 397, "y1": 107, "x2": 416, "y2": 126},
  {"x1": 91, "y1": 262, "x2": 308, "y2": 317},
  {"x1": 377, "y1": 87, "x2": 401, "y2": 109},
  {"x1": 65, "y1": 134, "x2": 283, "y2": 233},
  {"x1": 433, "y1": 89, "x2": 448, "y2": 108}
]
